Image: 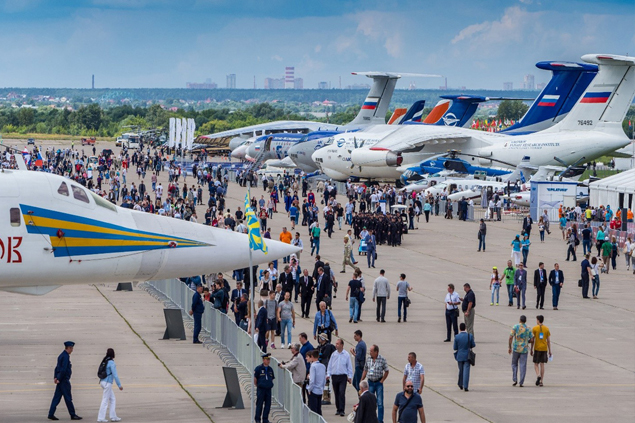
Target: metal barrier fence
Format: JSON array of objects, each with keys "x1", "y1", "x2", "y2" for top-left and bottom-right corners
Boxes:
[{"x1": 146, "y1": 279, "x2": 327, "y2": 423}]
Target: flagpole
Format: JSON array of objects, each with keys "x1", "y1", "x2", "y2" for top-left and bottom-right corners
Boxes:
[{"x1": 249, "y1": 245, "x2": 255, "y2": 423}]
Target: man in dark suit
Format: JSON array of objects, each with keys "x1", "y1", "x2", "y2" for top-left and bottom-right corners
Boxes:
[
  {"x1": 279, "y1": 265, "x2": 295, "y2": 295},
  {"x1": 533, "y1": 262, "x2": 548, "y2": 310},
  {"x1": 189, "y1": 284, "x2": 205, "y2": 343},
  {"x1": 315, "y1": 267, "x2": 330, "y2": 309},
  {"x1": 255, "y1": 300, "x2": 269, "y2": 353},
  {"x1": 548, "y1": 263, "x2": 564, "y2": 310},
  {"x1": 48, "y1": 341, "x2": 82, "y2": 421},
  {"x1": 230, "y1": 282, "x2": 246, "y2": 324},
  {"x1": 522, "y1": 214, "x2": 533, "y2": 238},
  {"x1": 453, "y1": 323, "x2": 476, "y2": 392},
  {"x1": 299, "y1": 268, "x2": 314, "y2": 318},
  {"x1": 354, "y1": 380, "x2": 379, "y2": 423},
  {"x1": 312, "y1": 255, "x2": 324, "y2": 280}
]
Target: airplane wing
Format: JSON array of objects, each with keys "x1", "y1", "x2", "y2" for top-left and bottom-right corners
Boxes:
[
  {"x1": 373, "y1": 125, "x2": 473, "y2": 152},
  {"x1": 198, "y1": 121, "x2": 340, "y2": 145}
]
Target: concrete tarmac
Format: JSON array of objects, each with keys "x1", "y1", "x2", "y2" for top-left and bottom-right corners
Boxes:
[{"x1": 2, "y1": 141, "x2": 634, "y2": 422}]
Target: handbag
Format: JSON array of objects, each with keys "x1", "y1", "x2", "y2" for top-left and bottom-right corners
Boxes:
[
  {"x1": 347, "y1": 411, "x2": 356, "y2": 422},
  {"x1": 404, "y1": 296, "x2": 411, "y2": 308},
  {"x1": 358, "y1": 290, "x2": 366, "y2": 304},
  {"x1": 578, "y1": 279, "x2": 583, "y2": 287},
  {"x1": 468, "y1": 334, "x2": 476, "y2": 366}
]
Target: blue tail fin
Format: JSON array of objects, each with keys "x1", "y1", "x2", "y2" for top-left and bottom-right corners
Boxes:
[
  {"x1": 503, "y1": 61, "x2": 598, "y2": 134},
  {"x1": 433, "y1": 95, "x2": 488, "y2": 128},
  {"x1": 400, "y1": 100, "x2": 426, "y2": 123}
]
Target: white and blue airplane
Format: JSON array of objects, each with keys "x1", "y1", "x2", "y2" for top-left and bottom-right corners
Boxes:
[
  {"x1": 0, "y1": 167, "x2": 298, "y2": 295},
  {"x1": 315, "y1": 58, "x2": 611, "y2": 181}
]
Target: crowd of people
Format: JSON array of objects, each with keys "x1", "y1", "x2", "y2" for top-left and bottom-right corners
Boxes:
[{"x1": 13, "y1": 140, "x2": 631, "y2": 423}]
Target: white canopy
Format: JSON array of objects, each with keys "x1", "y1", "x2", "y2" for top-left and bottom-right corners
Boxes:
[{"x1": 589, "y1": 168, "x2": 635, "y2": 211}]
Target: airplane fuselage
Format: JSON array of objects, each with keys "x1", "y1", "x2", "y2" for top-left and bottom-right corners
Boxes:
[{"x1": 0, "y1": 170, "x2": 298, "y2": 293}]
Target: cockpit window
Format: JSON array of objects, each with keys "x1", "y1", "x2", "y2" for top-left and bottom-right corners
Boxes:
[
  {"x1": 90, "y1": 191, "x2": 117, "y2": 212},
  {"x1": 71, "y1": 185, "x2": 89, "y2": 203},
  {"x1": 57, "y1": 182, "x2": 69, "y2": 196}
]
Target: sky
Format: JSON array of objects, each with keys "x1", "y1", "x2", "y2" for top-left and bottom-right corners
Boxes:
[{"x1": 0, "y1": 0, "x2": 633, "y2": 90}]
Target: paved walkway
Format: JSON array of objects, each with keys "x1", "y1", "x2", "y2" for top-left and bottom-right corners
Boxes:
[
  {"x1": 0, "y1": 282, "x2": 251, "y2": 423},
  {"x1": 4, "y1": 139, "x2": 635, "y2": 422}
]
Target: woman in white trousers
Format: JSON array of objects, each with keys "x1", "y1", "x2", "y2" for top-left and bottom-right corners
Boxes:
[{"x1": 98, "y1": 348, "x2": 123, "y2": 422}]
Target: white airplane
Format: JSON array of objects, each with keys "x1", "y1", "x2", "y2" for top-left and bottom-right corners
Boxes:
[
  {"x1": 250, "y1": 73, "x2": 439, "y2": 167},
  {"x1": 348, "y1": 54, "x2": 635, "y2": 181},
  {"x1": 0, "y1": 168, "x2": 298, "y2": 295}
]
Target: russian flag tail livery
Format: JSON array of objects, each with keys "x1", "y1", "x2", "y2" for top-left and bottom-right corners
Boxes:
[
  {"x1": 580, "y1": 92, "x2": 611, "y2": 103},
  {"x1": 349, "y1": 73, "x2": 401, "y2": 125},
  {"x1": 503, "y1": 61, "x2": 598, "y2": 135},
  {"x1": 400, "y1": 100, "x2": 426, "y2": 124},
  {"x1": 387, "y1": 108, "x2": 407, "y2": 125},
  {"x1": 362, "y1": 97, "x2": 379, "y2": 110},
  {"x1": 537, "y1": 95, "x2": 560, "y2": 107},
  {"x1": 545, "y1": 54, "x2": 635, "y2": 133}
]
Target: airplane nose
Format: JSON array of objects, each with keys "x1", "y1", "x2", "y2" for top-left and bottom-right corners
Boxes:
[
  {"x1": 231, "y1": 146, "x2": 246, "y2": 159},
  {"x1": 229, "y1": 137, "x2": 245, "y2": 151}
]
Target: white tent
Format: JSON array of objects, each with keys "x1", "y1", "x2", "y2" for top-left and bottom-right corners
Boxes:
[
  {"x1": 589, "y1": 168, "x2": 635, "y2": 211},
  {"x1": 168, "y1": 117, "x2": 175, "y2": 148}
]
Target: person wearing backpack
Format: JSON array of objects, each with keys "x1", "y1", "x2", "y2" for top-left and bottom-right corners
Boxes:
[{"x1": 97, "y1": 348, "x2": 122, "y2": 423}]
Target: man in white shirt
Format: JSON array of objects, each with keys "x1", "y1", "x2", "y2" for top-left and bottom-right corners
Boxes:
[
  {"x1": 444, "y1": 283, "x2": 461, "y2": 342},
  {"x1": 326, "y1": 339, "x2": 353, "y2": 416},
  {"x1": 307, "y1": 350, "x2": 326, "y2": 416}
]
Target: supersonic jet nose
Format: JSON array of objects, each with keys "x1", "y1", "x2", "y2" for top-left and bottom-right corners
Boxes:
[{"x1": 143, "y1": 219, "x2": 302, "y2": 281}]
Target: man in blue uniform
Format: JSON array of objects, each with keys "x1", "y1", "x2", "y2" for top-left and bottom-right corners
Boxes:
[
  {"x1": 48, "y1": 341, "x2": 82, "y2": 420},
  {"x1": 189, "y1": 284, "x2": 205, "y2": 343},
  {"x1": 254, "y1": 353, "x2": 275, "y2": 423}
]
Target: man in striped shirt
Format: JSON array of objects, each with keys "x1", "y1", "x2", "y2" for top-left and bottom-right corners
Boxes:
[
  {"x1": 403, "y1": 352, "x2": 425, "y2": 394},
  {"x1": 362, "y1": 345, "x2": 389, "y2": 423}
]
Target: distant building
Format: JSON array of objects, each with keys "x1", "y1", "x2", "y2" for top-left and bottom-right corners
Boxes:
[
  {"x1": 536, "y1": 82, "x2": 546, "y2": 90},
  {"x1": 285, "y1": 67, "x2": 295, "y2": 89},
  {"x1": 523, "y1": 74, "x2": 535, "y2": 90},
  {"x1": 318, "y1": 81, "x2": 328, "y2": 89},
  {"x1": 265, "y1": 78, "x2": 285, "y2": 89},
  {"x1": 346, "y1": 83, "x2": 371, "y2": 90},
  {"x1": 187, "y1": 78, "x2": 218, "y2": 89},
  {"x1": 226, "y1": 74, "x2": 236, "y2": 89},
  {"x1": 294, "y1": 78, "x2": 303, "y2": 89},
  {"x1": 503, "y1": 82, "x2": 513, "y2": 90}
]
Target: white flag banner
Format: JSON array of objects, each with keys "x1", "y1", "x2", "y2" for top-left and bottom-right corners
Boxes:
[
  {"x1": 181, "y1": 118, "x2": 188, "y2": 150},
  {"x1": 168, "y1": 117, "x2": 175, "y2": 148},
  {"x1": 175, "y1": 118, "x2": 182, "y2": 148},
  {"x1": 188, "y1": 118, "x2": 196, "y2": 150}
]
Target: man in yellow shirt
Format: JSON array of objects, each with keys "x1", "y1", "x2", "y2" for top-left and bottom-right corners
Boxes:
[
  {"x1": 531, "y1": 315, "x2": 552, "y2": 387},
  {"x1": 279, "y1": 227, "x2": 292, "y2": 263}
]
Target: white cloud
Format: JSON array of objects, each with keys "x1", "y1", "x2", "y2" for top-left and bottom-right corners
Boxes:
[
  {"x1": 314, "y1": 44, "x2": 322, "y2": 53},
  {"x1": 451, "y1": 6, "x2": 539, "y2": 46},
  {"x1": 271, "y1": 55, "x2": 283, "y2": 62}
]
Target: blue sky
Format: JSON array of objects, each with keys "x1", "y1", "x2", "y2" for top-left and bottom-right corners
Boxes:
[{"x1": 0, "y1": 0, "x2": 633, "y2": 89}]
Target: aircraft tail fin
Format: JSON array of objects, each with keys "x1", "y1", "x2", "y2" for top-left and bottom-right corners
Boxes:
[
  {"x1": 400, "y1": 100, "x2": 426, "y2": 123},
  {"x1": 503, "y1": 61, "x2": 598, "y2": 134},
  {"x1": 433, "y1": 95, "x2": 488, "y2": 128},
  {"x1": 349, "y1": 72, "x2": 441, "y2": 125},
  {"x1": 545, "y1": 54, "x2": 635, "y2": 133},
  {"x1": 422, "y1": 100, "x2": 451, "y2": 124},
  {"x1": 349, "y1": 72, "x2": 401, "y2": 125},
  {"x1": 388, "y1": 108, "x2": 407, "y2": 125}
]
